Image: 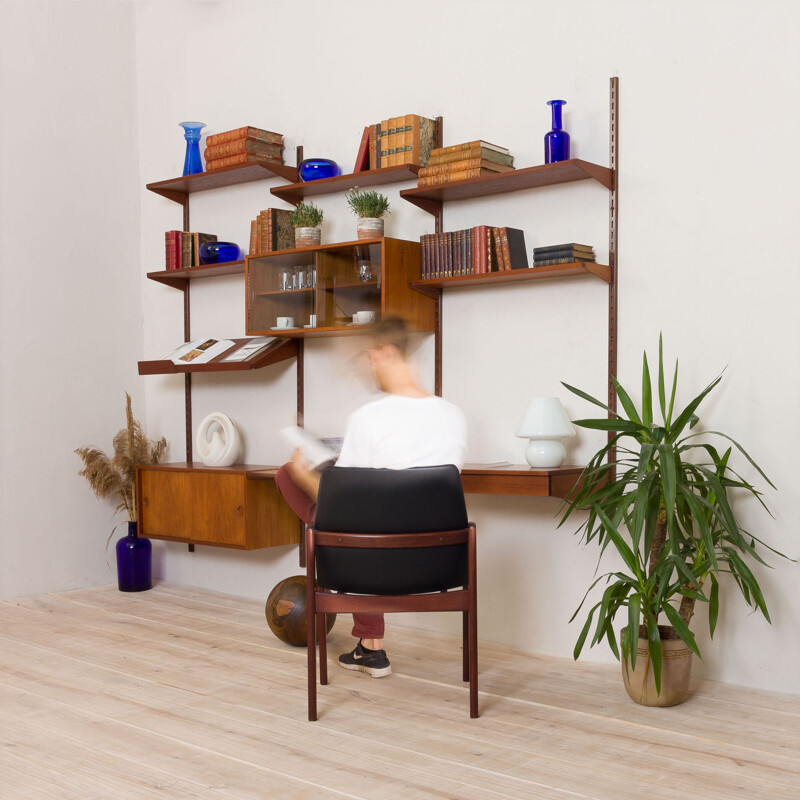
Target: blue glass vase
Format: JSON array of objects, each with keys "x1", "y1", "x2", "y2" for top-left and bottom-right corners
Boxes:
[
  {"x1": 199, "y1": 241, "x2": 241, "y2": 264},
  {"x1": 298, "y1": 158, "x2": 341, "y2": 182},
  {"x1": 116, "y1": 521, "x2": 153, "y2": 592},
  {"x1": 179, "y1": 121, "x2": 206, "y2": 176},
  {"x1": 544, "y1": 100, "x2": 570, "y2": 164}
]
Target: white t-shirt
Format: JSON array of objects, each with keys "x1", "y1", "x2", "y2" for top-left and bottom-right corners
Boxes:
[{"x1": 335, "y1": 394, "x2": 467, "y2": 471}]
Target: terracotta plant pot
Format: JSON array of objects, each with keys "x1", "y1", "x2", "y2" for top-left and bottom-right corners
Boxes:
[
  {"x1": 620, "y1": 625, "x2": 693, "y2": 707},
  {"x1": 295, "y1": 226, "x2": 321, "y2": 248},
  {"x1": 357, "y1": 217, "x2": 384, "y2": 240}
]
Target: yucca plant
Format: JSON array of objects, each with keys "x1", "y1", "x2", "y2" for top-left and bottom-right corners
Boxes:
[
  {"x1": 76, "y1": 393, "x2": 167, "y2": 523},
  {"x1": 346, "y1": 188, "x2": 390, "y2": 218},
  {"x1": 560, "y1": 337, "x2": 785, "y2": 694}
]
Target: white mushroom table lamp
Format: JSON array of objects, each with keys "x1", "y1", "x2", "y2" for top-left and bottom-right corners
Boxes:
[{"x1": 516, "y1": 397, "x2": 576, "y2": 468}]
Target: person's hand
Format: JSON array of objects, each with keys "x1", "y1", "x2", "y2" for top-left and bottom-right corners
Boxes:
[
  {"x1": 288, "y1": 448, "x2": 321, "y2": 500},
  {"x1": 288, "y1": 448, "x2": 309, "y2": 479}
]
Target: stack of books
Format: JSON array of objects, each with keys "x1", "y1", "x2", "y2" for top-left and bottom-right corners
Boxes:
[
  {"x1": 368, "y1": 115, "x2": 438, "y2": 169},
  {"x1": 420, "y1": 226, "x2": 527, "y2": 279},
  {"x1": 533, "y1": 243, "x2": 595, "y2": 267},
  {"x1": 204, "y1": 126, "x2": 284, "y2": 172},
  {"x1": 165, "y1": 231, "x2": 217, "y2": 270},
  {"x1": 417, "y1": 141, "x2": 515, "y2": 187},
  {"x1": 248, "y1": 209, "x2": 294, "y2": 255}
]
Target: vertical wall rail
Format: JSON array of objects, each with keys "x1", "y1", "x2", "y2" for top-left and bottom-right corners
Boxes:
[
  {"x1": 297, "y1": 339, "x2": 305, "y2": 427},
  {"x1": 608, "y1": 76, "x2": 620, "y2": 458},
  {"x1": 183, "y1": 193, "x2": 193, "y2": 463}
]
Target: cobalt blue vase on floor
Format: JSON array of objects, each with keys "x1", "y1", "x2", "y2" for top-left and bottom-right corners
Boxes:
[
  {"x1": 116, "y1": 521, "x2": 153, "y2": 592},
  {"x1": 179, "y1": 121, "x2": 206, "y2": 176},
  {"x1": 544, "y1": 100, "x2": 570, "y2": 164}
]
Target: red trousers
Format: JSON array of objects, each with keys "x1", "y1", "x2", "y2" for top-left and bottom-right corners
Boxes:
[{"x1": 275, "y1": 464, "x2": 385, "y2": 639}]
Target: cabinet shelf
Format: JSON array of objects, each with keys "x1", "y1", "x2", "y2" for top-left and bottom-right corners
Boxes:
[
  {"x1": 412, "y1": 262, "x2": 611, "y2": 294},
  {"x1": 138, "y1": 338, "x2": 298, "y2": 375},
  {"x1": 148, "y1": 260, "x2": 245, "y2": 290},
  {"x1": 254, "y1": 287, "x2": 314, "y2": 297},
  {"x1": 270, "y1": 164, "x2": 422, "y2": 205},
  {"x1": 400, "y1": 159, "x2": 615, "y2": 216},
  {"x1": 147, "y1": 161, "x2": 299, "y2": 204}
]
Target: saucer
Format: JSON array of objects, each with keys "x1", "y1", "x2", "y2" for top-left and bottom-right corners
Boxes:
[
  {"x1": 270, "y1": 326, "x2": 300, "y2": 331},
  {"x1": 303, "y1": 324, "x2": 316, "y2": 329}
]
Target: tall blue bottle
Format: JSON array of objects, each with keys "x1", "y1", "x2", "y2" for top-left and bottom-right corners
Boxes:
[
  {"x1": 179, "y1": 121, "x2": 206, "y2": 176},
  {"x1": 544, "y1": 100, "x2": 570, "y2": 164},
  {"x1": 116, "y1": 521, "x2": 153, "y2": 592}
]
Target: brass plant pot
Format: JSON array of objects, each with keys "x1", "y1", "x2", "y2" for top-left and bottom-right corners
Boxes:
[{"x1": 620, "y1": 625, "x2": 693, "y2": 707}]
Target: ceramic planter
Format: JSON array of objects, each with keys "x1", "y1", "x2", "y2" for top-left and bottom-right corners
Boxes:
[
  {"x1": 620, "y1": 625, "x2": 692, "y2": 707},
  {"x1": 295, "y1": 227, "x2": 321, "y2": 248},
  {"x1": 357, "y1": 217, "x2": 384, "y2": 240}
]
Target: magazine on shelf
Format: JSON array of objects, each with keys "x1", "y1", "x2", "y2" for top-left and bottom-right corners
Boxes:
[
  {"x1": 220, "y1": 337, "x2": 276, "y2": 363},
  {"x1": 164, "y1": 338, "x2": 236, "y2": 365}
]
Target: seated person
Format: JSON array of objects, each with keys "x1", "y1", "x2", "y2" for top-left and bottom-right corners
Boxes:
[{"x1": 277, "y1": 315, "x2": 467, "y2": 677}]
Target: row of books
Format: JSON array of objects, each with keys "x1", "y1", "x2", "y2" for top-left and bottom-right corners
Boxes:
[
  {"x1": 367, "y1": 115, "x2": 438, "y2": 170},
  {"x1": 204, "y1": 125, "x2": 284, "y2": 172},
  {"x1": 165, "y1": 230, "x2": 216, "y2": 270},
  {"x1": 248, "y1": 208, "x2": 294, "y2": 256},
  {"x1": 417, "y1": 140, "x2": 515, "y2": 187},
  {"x1": 533, "y1": 243, "x2": 595, "y2": 267},
  {"x1": 420, "y1": 226, "x2": 528, "y2": 279}
]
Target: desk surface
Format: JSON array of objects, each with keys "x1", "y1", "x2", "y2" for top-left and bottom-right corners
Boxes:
[{"x1": 244, "y1": 462, "x2": 583, "y2": 498}]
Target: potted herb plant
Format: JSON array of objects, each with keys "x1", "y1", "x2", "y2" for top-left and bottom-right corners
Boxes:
[
  {"x1": 76, "y1": 393, "x2": 167, "y2": 592},
  {"x1": 346, "y1": 188, "x2": 390, "y2": 239},
  {"x1": 289, "y1": 201, "x2": 324, "y2": 248},
  {"x1": 560, "y1": 338, "x2": 786, "y2": 706}
]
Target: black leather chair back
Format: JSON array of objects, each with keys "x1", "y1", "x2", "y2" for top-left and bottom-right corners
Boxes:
[{"x1": 313, "y1": 465, "x2": 469, "y2": 595}]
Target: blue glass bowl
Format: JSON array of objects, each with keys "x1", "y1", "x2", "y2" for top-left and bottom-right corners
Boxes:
[
  {"x1": 298, "y1": 158, "x2": 341, "y2": 182},
  {"x1": 199, "y1": 241, "x2": 241, "y2": 264}
]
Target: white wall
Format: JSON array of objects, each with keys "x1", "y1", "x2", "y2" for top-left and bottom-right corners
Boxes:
[
  {"x1": 4, "y1": 0, "x2": 797, "y2": 694},
  {"x1": 0, "y1": 2, "x2": 142, "y2": 597}
]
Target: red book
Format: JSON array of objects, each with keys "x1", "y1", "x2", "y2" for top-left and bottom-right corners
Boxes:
[{"x1": 353, "y1": 126, "x2": 370, "y2": 173}]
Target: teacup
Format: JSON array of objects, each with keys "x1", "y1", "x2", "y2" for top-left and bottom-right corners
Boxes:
[
  {"x1": 276, "y1": 316, "x2": 295, "y2": 328},
  {"x1": 353, "y1": 310, "x2": 375, "y2": 324}
]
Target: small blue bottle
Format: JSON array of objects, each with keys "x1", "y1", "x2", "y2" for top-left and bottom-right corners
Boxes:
[
  {"x1": 544, "y1": 100, "x2": 570, "y2": 164},
  {"x1": 179, "y1": 121, "x2": 206, "y2": 176},
  {"x1": 116, "y1": 521, "x2": 153, "y2": 592}
]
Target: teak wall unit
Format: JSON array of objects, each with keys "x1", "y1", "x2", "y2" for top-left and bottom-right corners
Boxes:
[{"x1": 141, "y1": 79, "x2": 618, "y2": 550}]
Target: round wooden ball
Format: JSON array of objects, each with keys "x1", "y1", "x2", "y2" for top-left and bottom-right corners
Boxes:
[{"x1": 265, "y1": 575, "x2": 336, "y2": 647}]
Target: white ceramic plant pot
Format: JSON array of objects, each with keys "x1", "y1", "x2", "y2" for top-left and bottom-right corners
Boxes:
[
  {"x1": 295, "y1": 226, "x2": 321, "y2": 248},
  {"x1": 357, "y1": 217, "x2": 384, "y2": 240}
]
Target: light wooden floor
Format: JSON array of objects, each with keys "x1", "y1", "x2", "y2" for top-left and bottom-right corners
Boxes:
[{"x1": 1, "y1": 585, "x2": 798, "y2": 799}]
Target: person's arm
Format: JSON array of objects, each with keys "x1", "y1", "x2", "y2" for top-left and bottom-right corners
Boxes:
[{"x1": 287, "y1": 448, "x2": 321, "y2": 501}]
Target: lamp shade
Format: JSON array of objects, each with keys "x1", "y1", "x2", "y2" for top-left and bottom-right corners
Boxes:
[{"x1": 516, "y1": 397, "x2": 575, "y2": 440}]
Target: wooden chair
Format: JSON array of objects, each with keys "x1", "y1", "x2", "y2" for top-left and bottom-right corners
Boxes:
[{"x1": 305, "y1": 465, "x2": 478, "y2": 720}]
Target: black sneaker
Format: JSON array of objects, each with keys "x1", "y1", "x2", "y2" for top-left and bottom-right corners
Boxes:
[{"x1": 338, "y1": 641, "x2": 392, "y2": 677}]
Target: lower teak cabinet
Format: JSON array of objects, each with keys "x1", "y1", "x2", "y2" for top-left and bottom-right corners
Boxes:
[{"x1": 136, "y1": 463, "x2": 300, "y2": 550}]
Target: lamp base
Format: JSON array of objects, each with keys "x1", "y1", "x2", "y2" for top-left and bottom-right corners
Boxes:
[{"x1": 524, "y1": 439, "x2": 566, "y2": 469}]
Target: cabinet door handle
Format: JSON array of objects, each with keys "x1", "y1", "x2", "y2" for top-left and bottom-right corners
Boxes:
[{"x1": 235, "y1": 505, "x2": 244, "y2": 515}]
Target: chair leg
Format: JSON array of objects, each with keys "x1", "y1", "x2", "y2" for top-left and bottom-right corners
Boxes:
[
  {"x1": 317, "y1": 612, "x2": 328, "y2": 685},
  {"x1": 462, "y1": 610, "x2": 469, "y2": 682},
  {"x1": 306, "y1": 532, "x2": 317, "y2": 722},
  {"x1": 468, "y1": 523, "x2": 479, "y2": 718}
]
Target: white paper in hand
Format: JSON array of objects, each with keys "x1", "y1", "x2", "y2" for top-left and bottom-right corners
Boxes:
[{"x1": 279, "y1": 427, "x2": 337, "y2": 470}]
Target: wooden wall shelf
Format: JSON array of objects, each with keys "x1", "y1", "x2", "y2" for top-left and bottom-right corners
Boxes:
[
  {"x1": 270, "y1": 164, "x2": 422, "y2": 205},
  {"x1": 460, "y1": 464, "x2": 583, "y2": 497},
  {"x1": 412, "y1": 262, "x2": 611, "y2": 295},
  {"x1": 147, "y1": 162, "x2": 299, "y2": 204},
  {"x1": 400, "y1": 159, "x2": 615, "y2": 216},
  {"x1": 138, "y1": 338, "x2": 298, "y2": 375},
  {"x1": 148, "y1": 260, "x2": 245, "y2": 290}
]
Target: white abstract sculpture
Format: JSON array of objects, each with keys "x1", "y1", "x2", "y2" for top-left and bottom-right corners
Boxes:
[{"x1": 196, "y1": 412, "x2": 242, "y2": 467}]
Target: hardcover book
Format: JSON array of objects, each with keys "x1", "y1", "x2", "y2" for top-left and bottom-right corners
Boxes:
[
  {"x1": 205, "y1": 126, "x2": 283, "y2": 148},
  {"x1": 418, "y1": 158, "x2": 515, "y2": 178},
  {"x1": 205, "y1": 153, "x2": 285, "y2": 171},
  {"x1": 427, "y1": 147, "x2": 515, "y2": 167},
  {"x1": 204, "y1": 138, "x2": 284, "y2": 161}
]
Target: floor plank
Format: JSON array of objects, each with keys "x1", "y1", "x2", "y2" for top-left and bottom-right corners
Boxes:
[{"x1": 1, "y1": 585, "x2": 798, "y2": 799}]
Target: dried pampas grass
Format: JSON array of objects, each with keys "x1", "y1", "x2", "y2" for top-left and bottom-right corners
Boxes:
[{"x1": 76, "y1": 393, "x2": 167, "y2": 522}]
